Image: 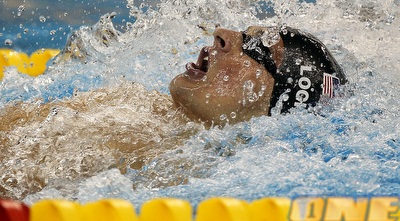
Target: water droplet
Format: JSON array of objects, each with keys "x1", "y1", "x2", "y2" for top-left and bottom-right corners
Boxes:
[
  {"x1": 205, "y1": 93, "x2": 210, "y2": 99},
  {"x1": 243, "y1": 80, "x2": 258, "y2": 103},
  {"x1": 255, "y1": 47, "x2": 262, "y2": 54},
  {"x1": 64, "y1": 12, "x2": 68, "y2": 17},
  {"x1": 50, "y1": 30, "x2": 56, "y2": 35},
  {"x1": 220, "y1": 114, "x2": 227, "y2": 121},
  {"x1": 223, "y1": 75, "x2": 229, "y2": 81},
  {"x1": 290, "y1": 33, "x2": 295, "y2": 37},
  {"x1": 18, "y1": 5, "x2": 25, "y2": 11},
  {"x1": 17, "y1": 5, "x2": 25, "y2": 16},
  {"x1": 244, "y1": 80, "x2": 254, "y2": 90},
  {"x1": 243, "y1": 80, "x2": 254, "y2": 91},
  {"x1": 242, "y1": 43, "x2": 249, "y2": 50},
  {"x1": 244, "y1": 60, "x2": 251, "y2": 67},
  {"x1": 230, "y1": 112, "x2": 237, "y2": 119},
  {"x1": 39, "y1": 16, "x2": 46, "y2": 23},
  {"x1": 281, "y1": 24, "x2": 288, "y2": 35},
  {"x1": 295, "y1": 58, "x2": 302, "y2": 65},
  {"x1": 261, "y1": 85, "x2": 267, "y2": 91},
  {"x1": 248, "y1": 93, "x2": 258, "y2": 102},
  {"x1": 4, "y1": 39, "x2": 13, "y2": 46},
  {"x1": 282, "y1": 93, "x2": 290, "y2": 101},
  {"x1": 255, "y1": 69, "x2": 263, "y2": 78},
  {"x1": 287, "y1": 77, "x2": 294, "y2": 84}
]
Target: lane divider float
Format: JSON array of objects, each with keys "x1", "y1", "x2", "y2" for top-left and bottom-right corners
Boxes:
[
  {"x1": 0, "y1": 48, "x2": 60, "y2": 79},
  {"x1": 1, "y1": 196, "x2": 399, "y2": 221}
]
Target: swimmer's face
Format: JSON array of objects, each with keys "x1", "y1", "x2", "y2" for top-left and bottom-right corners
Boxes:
[{"x1": 169, "y1": 27, "x2": 279, "y2": 126}]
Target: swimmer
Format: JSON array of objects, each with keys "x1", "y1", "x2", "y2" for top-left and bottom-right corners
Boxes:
[
  {"x1": 169, "y1": 26, "x2": 347, "y2": 126},
  {"x1": 0, "y1": 23, "x2": 347, "y2": 200},
  {"x1": 54, "y1": 18, "x2": 346, "y2": 127}
]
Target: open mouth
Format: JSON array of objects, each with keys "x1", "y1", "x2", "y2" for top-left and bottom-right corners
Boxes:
[{"x1": 185, "y1": 46, "x2": 210, "y2": 80}]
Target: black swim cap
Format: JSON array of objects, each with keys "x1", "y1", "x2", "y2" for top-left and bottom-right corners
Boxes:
[{"x1": 242, "y1": 26, "x2": 347, "y2": 114}]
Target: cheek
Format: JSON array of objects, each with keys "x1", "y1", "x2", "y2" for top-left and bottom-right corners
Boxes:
[
  {"x1": 212, "y1": 70, "x2": 240, "y2": 96},
  {"x1": 234, "y1": 66, "x2": 275, "y2": 108},
  {"x1": 210, "y1": 58, "x2": 251, "y2": 88},
  {"x1": 213, "y1": 64, "x2": 262, "y2": 96}
]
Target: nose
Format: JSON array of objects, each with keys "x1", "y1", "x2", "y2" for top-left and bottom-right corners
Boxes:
[{"x1": 213, "y1": 28, "x2": 234, "y2": 52}]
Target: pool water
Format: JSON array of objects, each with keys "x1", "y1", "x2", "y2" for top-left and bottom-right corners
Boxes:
[
  {"x1": 1, "y1": 0, "x2": 399, "y2": 208},
  {"x1": 0, "y1": 0, "x2": 130, "y2": 54}
]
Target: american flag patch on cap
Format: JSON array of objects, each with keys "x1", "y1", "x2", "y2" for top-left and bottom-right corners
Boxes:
[{"x1": 323, "y1": 73, "x2": 340, "y2": 98}]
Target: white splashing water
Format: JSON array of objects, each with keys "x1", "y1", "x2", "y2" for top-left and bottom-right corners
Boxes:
[{"x1": 0, "y1": 0, "x2": 399, "y2": 207}]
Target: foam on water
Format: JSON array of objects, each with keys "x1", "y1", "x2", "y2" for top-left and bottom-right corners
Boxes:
[{"x1": 1, "y1": 0, "x2": 399, "y2": 206}]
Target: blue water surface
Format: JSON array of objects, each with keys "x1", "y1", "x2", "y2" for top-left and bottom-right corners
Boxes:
[{"x1": 0, "y1": 0, "x2": 131, "y2": 53}]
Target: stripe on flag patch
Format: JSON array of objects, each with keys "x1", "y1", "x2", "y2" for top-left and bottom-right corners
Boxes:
[{"x1": 323, "y1": 73, "x2": 340, "y2": 98}]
